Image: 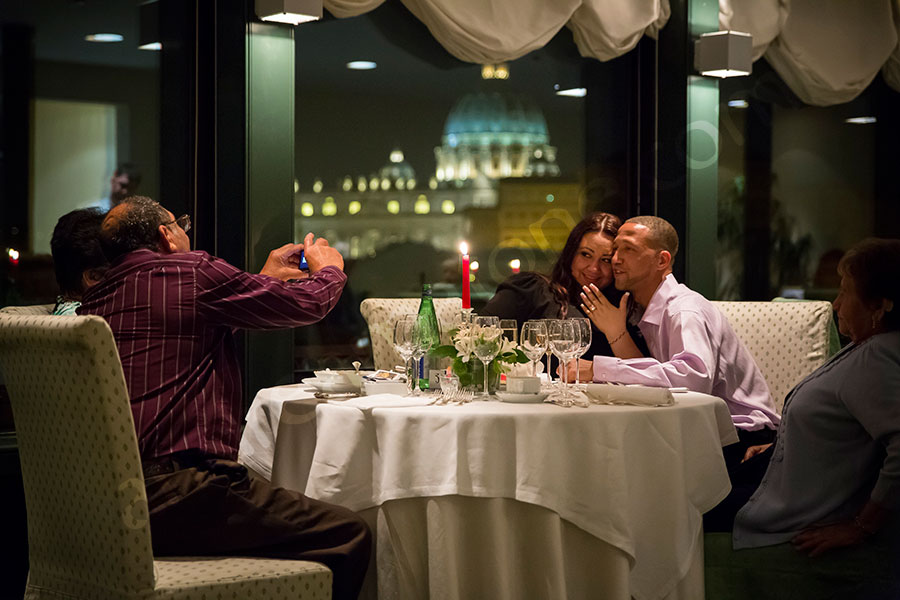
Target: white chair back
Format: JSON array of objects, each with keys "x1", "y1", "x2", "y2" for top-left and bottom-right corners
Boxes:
[
  {"x1": 360, "y1": 297, "x2": 462, "y2": 370},
  {"x1": 712, "y1": 300, "x2": 835, "y2": 413},
  {"x1": 0, "y1": 314, "x2": 156, "y2": 597}
]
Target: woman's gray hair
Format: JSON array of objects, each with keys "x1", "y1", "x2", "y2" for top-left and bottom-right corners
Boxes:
[{"x1": 99, "y1": 196, "x2": 170, "y2": 261}]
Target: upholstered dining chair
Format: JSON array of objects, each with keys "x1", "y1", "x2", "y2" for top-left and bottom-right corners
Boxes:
[
  {"x1": 711, "y1": 300, "x2": 836, "y2": 414},
  {"x1": 0, "y1": 313, "x2": 332, "y2": 600},
  {"x1": 360, "y1": 297, "x2": 462, "y2": 371}
]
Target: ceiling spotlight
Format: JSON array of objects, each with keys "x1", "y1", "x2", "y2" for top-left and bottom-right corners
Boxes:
[
  {"x1": 138, "y1": 42, "x2": 162, "y2": 51},
  {"x1": 256, "y1": 0, "x2": 322, "y2": 25},
  {"x1": 727, "y1": 99, "x2": 749, "y2": 108},
  {"x1": 555, "y1": 88, "x2": 587, "y2": 98},
  {"x1": 347, "y1": 61, "x2": 377, "y2": 70},
  {"x1": 85, "y1": 33, "x2": 124, "y2": 43},
  {"x1": 844, "y1": 116, "x2": 877, "y2": 124}
]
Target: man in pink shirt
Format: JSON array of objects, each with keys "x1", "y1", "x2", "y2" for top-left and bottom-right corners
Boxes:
[{"x1": 573, "y1": 216, "x2": 779, "y2": 468}]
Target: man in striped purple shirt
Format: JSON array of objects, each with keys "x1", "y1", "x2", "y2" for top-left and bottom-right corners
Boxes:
[{"x1": 79, "y1": 196, "x2": 370, "y2": 600}]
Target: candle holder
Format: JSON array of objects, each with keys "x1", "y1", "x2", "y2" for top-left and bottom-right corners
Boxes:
[{"x1": 458, "y1": 307, "x2": 475, "y2": 327}]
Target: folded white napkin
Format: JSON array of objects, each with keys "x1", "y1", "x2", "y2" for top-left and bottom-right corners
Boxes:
[
  {"x1": 584, "y1": 383, "x2": 675, "y2": 406},
  {"x1": 335, "y1": 393, "x2": 434, "y2": 412}
]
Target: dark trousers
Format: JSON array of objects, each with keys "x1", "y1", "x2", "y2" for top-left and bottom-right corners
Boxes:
[
  {"x1": 143, "y1": 454, "x2": 372, "y2": 600},
  {"x1": 704, "y1": 428, "x2": 776, "y2": 532}
]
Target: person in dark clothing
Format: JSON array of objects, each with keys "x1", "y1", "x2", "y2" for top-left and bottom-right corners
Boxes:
[
  {"x1": 49, "y1": 208, "x2": 108, "y2": 315},
  {"x1": 481, "y1": 211, "x2": 648, "y2": 360}
]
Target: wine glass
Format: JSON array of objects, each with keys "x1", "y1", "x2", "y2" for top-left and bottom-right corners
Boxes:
[
  {"x1": 471, "y1": 316, "x2": 501, "y2": 398},
  {"x1": 541, "y1": 319, "x2": 556, "y2": 382},
  {"x1": 409, "y1": 315, "x2": 432, "y2": 396},
  {"x1": 499, "y1": 319, "x2": 518, "y2": 345},
  {"x1": 570, "y1": 317, "x2": 592, "y2": 389},
  {"x1": 520, "y1": 320, "x2": 549, "y2": 377},
  {"x1": 548, "y1": 319, "x2": 577, "y2": 406},
  {"x1": 393, "y1": 315, "x2": 419, "y2": 396}
]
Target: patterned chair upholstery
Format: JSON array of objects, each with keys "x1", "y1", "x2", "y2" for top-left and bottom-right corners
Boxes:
[
  {"x1": 712, "y1": 300, "x2": 835, "y2": 413},
  {"x1": 0, "y1": 304, "x2": 54, "y2": 315},
  {"x1": 360, "y1": 297, "x2": 462, "y2": 370},
  {"x1": 0, "y1": 314, "x2": 332, "y2": 600}
]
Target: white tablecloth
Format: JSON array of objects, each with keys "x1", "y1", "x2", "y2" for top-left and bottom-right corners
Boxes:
[{"x1": 240, "y1": 387, "x2": 738, "y2": 600}]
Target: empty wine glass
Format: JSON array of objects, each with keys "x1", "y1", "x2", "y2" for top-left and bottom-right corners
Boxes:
[
  {"x1": 521, "y1": 320, "x2": 549, "y2": 377},
  {"x1": 570, "y1": 317, "x2": 591, "y2": 389},
  {"x1": 541, "y1": 318, "x2": 556, "y2": 382},
  {"x1": 393, "y1": 315, "x2": 419, "y2": 396},
  {"x1": 409, "y1": 315, "x2": 431, "y2": 396},
  {"x1": 548, "y1": 319, "x2": 578, "y2": 406},
  {"x1": 472, "y1": 315, "x2": 501, "y2": 398}
]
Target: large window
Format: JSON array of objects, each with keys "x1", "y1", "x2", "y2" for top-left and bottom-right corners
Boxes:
[
  {"x1": 0, "y1": 5, "x2": 160, "y2": 428},
  {"x1": 291, "y1": 4, "x2": 635, "y2": 372},
  {"x1": 716, "y1": 63, "x2": 894, "y2": 303}
]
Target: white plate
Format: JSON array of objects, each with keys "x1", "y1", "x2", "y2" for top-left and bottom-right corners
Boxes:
[
  {"x1": 301, "y1": 377, "x2": 360, "y2": 394},
  {"x1": 495, "y1": 391, "x2": 549, "y2": 403}
]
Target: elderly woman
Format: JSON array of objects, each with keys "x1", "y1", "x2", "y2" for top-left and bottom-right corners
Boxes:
[
  {"x1": 480, "y1": 212, "x2": 646, "y2": 359},
  {"x1": 708, "y1": 238, "x2": 900, "y2": 598}
]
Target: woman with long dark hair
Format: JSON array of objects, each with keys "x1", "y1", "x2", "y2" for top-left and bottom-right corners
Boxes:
[{"x1": 481, "y1": 211, "x2": 646, "y2": 359}]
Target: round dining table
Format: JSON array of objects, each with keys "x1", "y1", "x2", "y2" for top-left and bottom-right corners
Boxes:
[{"x1": 239, "y1": 385, "x2": 738, "y2": 600}]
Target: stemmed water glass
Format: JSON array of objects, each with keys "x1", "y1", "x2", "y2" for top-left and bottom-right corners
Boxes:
[
  {"x1": 521, "y1": 320, "x2": 549, "y2": 377},
  {"x1": 471, "y1": 316, "x2": 501, "y2": 398},
  {"x1": 570, "y1": 318, "x2": 591, "y2": 389},
  {"x1": 393, "y1": 315, "x2": 420, "y2": 396},
  {"x1": 540, "y1": 318, "x2": 555, "y2": 382},
  {"x1": 548, "y1": 319, "x2": 578, "y2": 406}
]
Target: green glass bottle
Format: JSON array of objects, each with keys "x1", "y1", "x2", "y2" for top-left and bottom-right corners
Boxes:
[{"x1": 417, "y1": 283, "x2": 442, "y2": 390}]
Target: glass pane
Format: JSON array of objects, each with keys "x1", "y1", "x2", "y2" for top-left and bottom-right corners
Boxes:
[
  {"x1": 292, "y1": 4, "x2": 632, "y2": 373},
  {"x1": 0, "y1": 4, "x2": 160, "y2": 429},
  {"x1": 717, "y1": 63, "x2": 888, "y2": 304}
]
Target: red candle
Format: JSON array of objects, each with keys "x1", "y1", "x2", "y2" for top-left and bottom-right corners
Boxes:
[{"x1": 460, "y1": 242, "x2": 471, "y2": 309}]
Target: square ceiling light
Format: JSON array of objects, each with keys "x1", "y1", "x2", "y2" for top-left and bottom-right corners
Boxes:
[
  {"x1": 256, "y1": 0, "x2": 322, "y2": 25},
  {"x1": 694, "y1": 31, "x2": 752, "y2": 78}
]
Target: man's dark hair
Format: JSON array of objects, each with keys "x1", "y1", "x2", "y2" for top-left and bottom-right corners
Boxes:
[
  {"x1": 625, "y1": 215, "x2": 679, "y2": 259},
  {"x1": 50, "y1": 208, "x2": 108, "y2": 297},
  {"x1": 99, "y1": 196, "x2": 170, "y2": 261}
]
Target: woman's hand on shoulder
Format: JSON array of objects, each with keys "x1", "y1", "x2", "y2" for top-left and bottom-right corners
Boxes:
[
  {"x1": 580, "y1": 284, "x2": 628, "y2": 337},
  {"x1": 791, "y1": 522, "x2": 867, "y2": 557}
]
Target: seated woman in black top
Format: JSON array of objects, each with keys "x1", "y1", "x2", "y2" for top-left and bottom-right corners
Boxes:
[{"x1": 481, "y1": 212, "x2": 647, "y2": 360}]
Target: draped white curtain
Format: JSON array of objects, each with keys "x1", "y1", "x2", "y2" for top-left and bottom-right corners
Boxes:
[
  {"x1": 323, "y1": 0, "x2": 900, "y2": 106},
  {"x1": 723, "y1": 0, "x2": 900, "y2": 105},
  {"x1": 323, "y1": 0, "x2": 670, "y2": 62}
]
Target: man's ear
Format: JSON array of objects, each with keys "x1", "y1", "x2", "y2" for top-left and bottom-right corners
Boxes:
[
  {"x1": 82, "y1": 268, "x2": 104, "y2": 289},
  {"x1": 657, "y1": 250, "x2": 672, "y2": 271},
  {"x1": 158, "y1": 224, "x2": 177, "y2": 253}
]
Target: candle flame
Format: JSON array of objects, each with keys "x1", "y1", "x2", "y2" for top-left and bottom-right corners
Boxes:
[{"x1": 459, "y1": 241, "x2": 469, "y2": 255}]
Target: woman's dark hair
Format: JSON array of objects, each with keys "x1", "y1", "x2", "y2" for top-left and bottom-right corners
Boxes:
[
  {"x1": 838, "y1": 238, "x2": 900, "y2": 332},
  {"x1": 50, "y1": 208, "x2": 108, "y2": 297},
  {"x1": 99, "y1": 195, "x2": 170, "y2": 261},
  {"x1": 548, "y1": 212, "x2": 622, "y2": 312}
]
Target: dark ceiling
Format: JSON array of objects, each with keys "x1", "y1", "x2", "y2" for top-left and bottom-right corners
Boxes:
[{"x1": 0, "y1": 0, "x2": 585, "y2": 104}]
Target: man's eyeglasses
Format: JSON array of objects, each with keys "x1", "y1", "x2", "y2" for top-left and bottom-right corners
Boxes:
[{"x1": 165, "y1": 214, "x2": 191, "y2": 234}]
